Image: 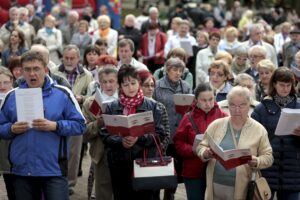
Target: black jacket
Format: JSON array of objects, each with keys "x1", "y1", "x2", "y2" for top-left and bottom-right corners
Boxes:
[{"x1": 100, "y1": 97, "x2": 166, "y2": 167}]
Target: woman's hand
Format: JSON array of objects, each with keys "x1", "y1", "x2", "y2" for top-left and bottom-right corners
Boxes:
[
  {"x1": 293, "y1": 126, "x2": 300, "y2": 136},
  {"x1": 203, "y1": 148, "x2": 214, "y2": 159},
  {"x1": 248, "y1": 156, "x2": 258, "y2": 168},
  {"x1": 122, "y1": 136, "x2": 138, "y2": 149}
]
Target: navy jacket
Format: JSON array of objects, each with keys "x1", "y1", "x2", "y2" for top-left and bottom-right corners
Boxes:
[{"x1": 251, "y1": 96, "x2": 300, "y2": 191}]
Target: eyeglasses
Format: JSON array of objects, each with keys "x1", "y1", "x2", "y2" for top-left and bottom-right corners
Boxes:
[
  {"x1": 142, "y1": 84, "x2": 155, "y2": 88},
  {"x1": 23, "y1": 67, "x2": 42, "y2": 73},
  {"x1": 209, "y1": 72, "x2": 225, "y2": 77},
  {"x1": 229, "y1": 103, "x2": 248, "y2": 110}
]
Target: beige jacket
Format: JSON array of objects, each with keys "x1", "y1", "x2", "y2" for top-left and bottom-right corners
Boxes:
[
  {"x1": 51, "y1": 65, "x2": 93, "y2": 103},
  {"x1": 82, "y1": 96, "x2": 105, "y2": 164},
  {"x1": 197, "y1": 117, "x2": 273, "y2": 200}
]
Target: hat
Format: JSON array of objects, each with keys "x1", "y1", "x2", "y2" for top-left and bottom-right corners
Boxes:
[{"x1": 290, "y1": 28, "x2": 300, "y2": 34}]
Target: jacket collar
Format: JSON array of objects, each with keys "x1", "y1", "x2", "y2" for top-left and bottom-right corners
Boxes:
[
  {"x1": 19, "y1": 75, "x2": 54, "y2": 96},
  {"x1": 58, "y1": 64, "x2": 85, "y2": 74}
]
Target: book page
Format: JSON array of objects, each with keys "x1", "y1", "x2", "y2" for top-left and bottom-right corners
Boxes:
[
  {"x1": 180, "y1": 40, "x2": 193, "y2": 56},
  {"x1": 15, "y1": 88, "x2": 44, "y2": 126},
  {"x1": 173, "y1": 94, "x2": 195, "y2": 106},
  {"x1": 275, "y1": 108, "x2": 300, "y2": 136}
]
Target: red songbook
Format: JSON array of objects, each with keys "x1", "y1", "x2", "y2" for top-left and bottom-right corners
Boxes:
[
  {"x1": 102, "y1": 111, "x2": 155, "y2": 137},
  {"x1": 89, "y1": 88, "x2": 114, "y2": 116},
  {"x1": 173, "y1": 94, "x2": 195, "y2": 115},
  {"x1": 207, "y1": 134, "x2": 252, "y2": 170}
]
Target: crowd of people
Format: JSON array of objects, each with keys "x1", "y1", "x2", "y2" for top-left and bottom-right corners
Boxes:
[{"x1": 1, "y1": 0, "x2": 300, "y2": 200}]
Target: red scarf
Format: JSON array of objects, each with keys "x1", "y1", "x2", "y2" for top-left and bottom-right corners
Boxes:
[{"x1": 119, "y1": 88, "x2": 144, "y2": 115}]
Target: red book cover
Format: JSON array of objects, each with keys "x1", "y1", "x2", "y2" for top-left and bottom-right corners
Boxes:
[
  {"x1": 173, "y1": 94, "x2": 195, "y2": 114},
  {"x1": 102, "y1": 111, "x2": 155, "y2": 137}
]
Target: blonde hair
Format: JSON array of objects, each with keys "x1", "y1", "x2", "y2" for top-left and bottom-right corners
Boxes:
[
  {"x1": 97, "y1": 15, "x2": 111, "y2": 25},
  {"x1": 208, "y1": 60, "x2": 231, "y2": 78},
  {"x1": 257, "y1": 59, "x2": 276, "y2": 72},
  {"x1": 225, "y1": 27, "x2": 239, "y2": 38},
  {"x1": 215, "y1": 51, "x2": 233, "y2": 65}
]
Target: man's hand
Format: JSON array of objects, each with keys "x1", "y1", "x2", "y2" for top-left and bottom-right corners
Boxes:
[
  {"x1": 11, "y1": 122, "x2": 30, "y2": 134},
  {"x1": 32, "y1": 119, "x2": 57, "y2": 132},
  {"x1": 122, "y1": 136, "x2": 138, "y2": 149}
]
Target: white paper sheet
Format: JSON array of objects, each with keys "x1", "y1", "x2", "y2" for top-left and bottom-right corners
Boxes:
[
  {"x1": 180, "y1": 40, "x2": 193, "y2": 56},
  {"x1": 274, "y1": 108, "x2": 300, "y2": 136},
  {"x1": 15, "y1": 88, "x2": 44, "y2": 126}
]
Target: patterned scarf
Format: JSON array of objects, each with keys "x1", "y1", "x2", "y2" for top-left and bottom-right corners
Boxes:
[
  {"x1": 273, "y1": 94, "x2": 295, "y2": 108},
  {"x1": 119, "y1": 88, "x2": 144, "y2": 115}
]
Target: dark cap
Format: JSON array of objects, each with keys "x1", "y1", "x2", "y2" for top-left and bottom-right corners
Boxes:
[{"x1": 290, "y1": 28, "x2": 300, "y2": 34}]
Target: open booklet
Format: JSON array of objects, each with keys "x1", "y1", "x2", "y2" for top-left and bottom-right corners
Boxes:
[
  {"x1": 102, "y1": 111, "x2": 155, "y2": 137},
  {"x1": 180, "y1": 40, "x2": 193, "y2": 56},
  {"x1": 274, "y1": 108, "x2": 300, "y2": 136},
  {"x1": 173, "y1": 94, "x2": 195, "y2": 115},
  {"x1": 207, "y1": 134, "x2": 252, "y2": 170},
  {"x1": 89, "y1": 88, "x2": 115, "y2": 116}
]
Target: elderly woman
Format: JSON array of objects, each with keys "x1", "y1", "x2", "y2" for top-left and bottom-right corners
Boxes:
[
  {"x1": 197, "y1": 86, "x2": 273, "y2": 200},
  {"x1": 92, "y1": 15, "x2": 118, "y2": 57},
  {"x1": 173, "y1": 83, "x2": 227, "y2": 200},
  {"x1": 100, "y1": 65, "x2": 166, "y2": 200},
  {"x1": 231, "y1": 45, "x2": 250, "y2": 76},
  {"x1": 70, "y1": 20, "x2": 92, "y2": 61},
  {"x1": 219, "y1": 27, "x2": 241, "y2": 53},
  {"x1": 218, "y1": 73, "x2": 260, "y2": 115},
  {"x1": 251, "y1": 67, "x2": 300, "y2": 200},
  {"x1": 153, "y1": 57, "x2": 192, "y2": 199},
  {"x1": 153, "y1": 47, "x2": 193, "y2": 88},
  {"x1": 1, "y1": 29, "x2": 28, "y2": 67},
  {"x1": 255, "y1": 59, "x2": 276, "y2": 101},
  {"x1": 0, "y1": 67, "x2": 14, "y2": 200},
  {"x1": 245, "y1": 45, "x2": 267, "y2": 83},
  {"x1": 82, "y1": 67, "x2": 119, "y2": 200},
  {"x1": 196, "y1": 32, "x2": 222, "y2": 85},
  {"x1": 208, "y1": 60, "x2": 233, "y2": 102},
  {"x1": 37, "y1": 14, "x2": 63, "y2": 65}
]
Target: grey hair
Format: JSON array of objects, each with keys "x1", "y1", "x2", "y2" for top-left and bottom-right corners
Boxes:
[
  {"x1": 31, "y1": 44, "x2": 50, "y2": 64},
  {"x1": 249, "y1": 23, "x2": 263, "y2": 35},
  {"x1": 68, "y1": 10, "x2": 79, "y2": 19},
  {"x1": 9, "y1": 7, "x2": 19, "y2": 16},
  {"x1": 234, "y1": 73, "x2": 254, "y2": 86},
  {"x1": 234, "y1": 45, "x2": 248, "y2": 56},
  {"x1": 63, "y1": 45, "x2": 80, "y2": 58},
  {"x1": 249, "y1": 45, "x2": 267, "y2": 58},
  {"x1": 19, "y1": 7, "x2": 29, "y2": 16},
  {"x1": 227, "y1": 86, "x2": 252, "y2": 105},
  {"x1": 165, "y1": 57, "x2": 186, "y2": 72},
  {"x1": 149, "y1": 7, "x2": 159, "y2": 14}
]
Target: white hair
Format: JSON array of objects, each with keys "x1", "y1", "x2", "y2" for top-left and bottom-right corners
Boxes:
[
  {"x1": 149, "y1": 7, "x2": 159, "y2": 14},
  {"x1": 68, "y1": 10, "x2": 79, "y2": 19}
]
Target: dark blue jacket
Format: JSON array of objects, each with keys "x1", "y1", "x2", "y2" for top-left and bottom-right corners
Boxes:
[
  {"x1": 251, "y1": 96, "x2": 300, "y2": 191},
  {"x1": 0, "y1": 76, "x2": 86, "y2": 176},
  {"x1": 100, "y1": 97, "x2": 166, "y2": 167}
]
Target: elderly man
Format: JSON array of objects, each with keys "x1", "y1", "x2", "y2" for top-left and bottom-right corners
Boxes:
[
  {"x1": 141, "y1": 6, "x2": 164, "y2": 34},
  {"x1": 118, "y1": 14, "x2": 142, "y2": 58},
  {"x1": 26, "y1": 4, "x2": 43, "y2": 33},
  {"x1": 0, "y1": 7, "x2": 22, "y2": 47},
  {"x1": 242, "y1": 23, "x2": 278, "y2": 67},
  {"x1": 51, "y1": 45, "x2": 93, "y2": 195},
  {"x1": 282, "y1": 28, "x2": 300, "y2": 68},
  {"x1": 0, "y1": 50, "x2": 86, "y2": 200},
  {"x1": 18, "y1": 7, "x2": 36, "y2": 48},
  {"x1": 117, "y1": 38, "x2": 148, "y2": 71},
  {"x1": 62, "y1": 10, "x2": 79, "y2": 45},
  {"x1": 164, "y1": 19, "x2": 197, "y2": 57},
  {"x1": 243, "y1": 45, "x2": 267, "y2": 83}
]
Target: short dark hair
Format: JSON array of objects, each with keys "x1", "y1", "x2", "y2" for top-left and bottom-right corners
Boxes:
[
  {"x1": 21, "y1": 50, "x2": 47, "y2": 67},
  {"x1": 83, "y1": 45, "x2": 100, "y2": 66},
  {"x1": 118, "y1": 64, "x2": 139, "y2": 85},
  {"x1": 209, "y1": 32, "x2": 221, "y2": 40},
  {"x1": 32, "y1": 37, "x2": 47, "y2": 46},
  {"x1": 148, "y1": 22, "x2": 159, "y2": 30},
  {"x1": 194, "y1": 82, "x2": 213, "y2": 99},
  {"x1": 268, "y1": 67, "x2": 296, "y2": 96}
]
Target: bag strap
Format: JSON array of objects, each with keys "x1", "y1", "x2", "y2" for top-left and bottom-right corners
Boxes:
[
  {"x1": 187, "y1": 112, "x2": 201, "y2": 135},
  {"x1": 142, "y1": 135, "x2": 165, "y2": 165}
]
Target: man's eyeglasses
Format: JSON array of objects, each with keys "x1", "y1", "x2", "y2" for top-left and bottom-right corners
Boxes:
[{"x1": 23, "y1": 67, "x2": 42, "y2": 73}]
